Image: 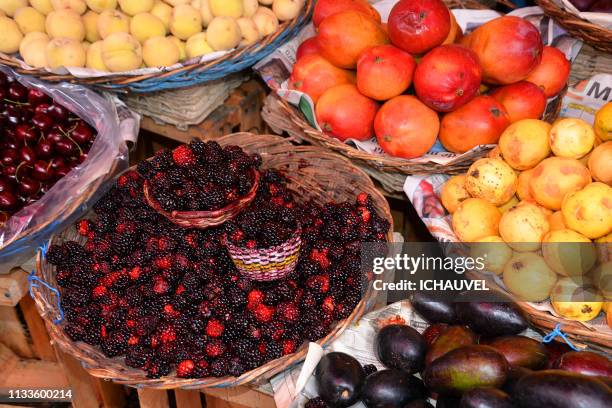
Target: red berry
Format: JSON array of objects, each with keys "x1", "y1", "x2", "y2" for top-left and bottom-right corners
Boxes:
[
  {"x1": 128, "y1": 335, "x2": 139, "y2": 346},
  {"x1": 277, "y1": 302, "x2": 300, "y2": 323},
  {"x1": 153, "y1": 276, "x2": 169, "y2": 294},
  {"x1": 322, "y1": 296, "x2": 335, "y2": 314},
  {"x1": 206, "y1": 340, "x2": 226, "y2": 358},
  {"x1": 154, "y1": 256, "x2": 172, "y2": 270},
  {"x1": 128, "y1": 266, "x2": 141, "y2": 280},
  {"x1": 77, "y1": 219, "x2": 91, "y2": 236},
  {"x1": 253, "y1": 303, "x2": 275, "y2": 323},
  {"x1": 282, "y1": 339, "x2": 298, "y2": 355},
  {"x1": 172, "y1": 145, "x2": 196, "y2": 166},
  {"x1": 359, "y1": 206, "x2": 371, "y2": 223},
  {"x1": 160, "y1": 326, "x2": 176, "y2": 344},
  {"x1": 92, "y1": 285, "x2": 107, "y2": 298},
  {"x1": 357, "y1": 192, "x2": 368, "y2": 205},
  {"x1": 310, "y1": 249, "x2": 331, "y2": 269},
  {"x1": 205, "y1": 318, "x2": 225, "y2": 338},
  {"x1": 247, "y1": 289, "x2": 264, "y2": 310},
  {"x1": 246, "y1": 240, "x2": 257, "y2": 249},
  {"x1": 307, "y1": 275, "x2": 330, "y2": 294},
  {"x1": 177, "y1": 360, "x2": 195, "y2": 377},
  {"x1": 163, "y1": 304, "x2": 180, "y2": 318}
]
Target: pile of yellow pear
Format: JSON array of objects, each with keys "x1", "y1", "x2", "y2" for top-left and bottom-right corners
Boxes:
[
  {"x1": 442, "y1": 102, "x2": 612, "y2": 323},
  {"x1": 0, "y1": 0, "x2": 305, "y2": 71}
]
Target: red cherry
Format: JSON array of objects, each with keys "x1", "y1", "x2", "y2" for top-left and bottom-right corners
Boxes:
[
  {"x1": 54, "y1": 165, "x2": 70, "y2": 179},
  {"x1": 35, "y1": 139, "x2": 54, "y2": 158},
  {"x1": 47, "y1": 104, "x2": 69, "y2": 122},
  {"x1": 8, "y1": 83, "x2": 27, "y2": 102},
  {"x1": 0, "y1": 191, "x2": 18, "y2": 210},
  {"x1": 27, "y1": 89, "x2": 49, "y2": 106},
  {"x1": 19, "y1": 146, "x2": 37, "y2": 164},
  {"x1": 15, "y1": 124, "x2": 38, "y2": 144},
  {"x1": 32, "y1": 113, "x2": 53, "y2": 132},
  {"x1": 0, "y1": 149, "x2": 19, "y2": 165},
  {"x1": 77, "y1": 152, "x2": 88, "y2": 163},
  {"x1": 54, "y1": 139, "x2": 76, "y2": 156},
  {"x1": 0, "y1": 176, "x2": 15, "y2": 192},
  {"x1": 50, "y1": 157, "x2": 67, "y2": 169},
  {"x1": 34, "y1": 103, "x2": 51, "y2": 115},
  {"x1": 71, "y1": 121, "x2": 94, "y2": 144},
  {"x1": 46, "y1": 128, "x2": 64, "y2": 145},
  {"x1": 3, "y1": 165, "x2": 17, "y2": 179},
  {"x1": 18, "y1": 177, "x2": 41, "y2": 197},
  {"x1": 32, "y1": 160, "x2": 53, "y2": 181}
]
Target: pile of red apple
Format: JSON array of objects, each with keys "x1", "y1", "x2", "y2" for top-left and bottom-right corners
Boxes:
[
  {"x1": 290, "y1": 0, "x2": 571, "y2": 159},
  {"x1": 0, "y1": 72, "x2": 96, "y2": 225}
]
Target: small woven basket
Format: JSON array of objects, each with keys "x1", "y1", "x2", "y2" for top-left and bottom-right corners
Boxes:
[
  {"x1": 537, "y1": 0, "x2": 612, "y2": 54},
  {"x1": 0, "y1": 1, "x2": 314, "y2": 93},
  {"x1": 224, "y1": 228, "x2": 302, "y2": 282},
  {"x1": 32, "y1": 133, "x2": 394, "y2": 389},
  {"x1": 143, "y1": 169, "x2": 260, "y2": 229}
]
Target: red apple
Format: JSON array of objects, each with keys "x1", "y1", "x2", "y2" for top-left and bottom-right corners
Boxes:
[
  {"x1": 289, "y1": 54, "x2": 355, "y2": 104},
  {"x1": 414, "y1": 44, "x2": 482, "y2": 112},
  {"x1": 387, "y1": 0, "x2": 451, "y2": 54},
  {"x1": 295, "y1": 37, "x2": 321, "y2": 60},
  {"x1": 313, "y1": 0, "x2": 381, "y2": 27}
]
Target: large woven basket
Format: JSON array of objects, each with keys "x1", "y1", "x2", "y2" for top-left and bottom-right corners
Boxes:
[
  {"x1": 31, "y1": 133, "x2": 394, "y2": 389},
  {"x1": 0, "y1": 1, "x2": 314, "y2": 93},
  {"x1": 537, "y1": 0, "x2": 612, "y2": 54}
]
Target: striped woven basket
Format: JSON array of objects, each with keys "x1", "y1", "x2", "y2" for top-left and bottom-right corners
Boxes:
[
  {"x1": 31, "y1": 133, "x2": 394, "y2": 389},
  {"x1": 225, "y1": 228, "x2": 302, "y2": 282},
  {"x1": 0, "y1": 1, "x2": 314, "y2": 93}
]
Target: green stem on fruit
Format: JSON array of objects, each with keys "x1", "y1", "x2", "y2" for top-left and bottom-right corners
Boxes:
[
  {"x1": 59, "y1": 127, "x2": 84, "y2": 155},
  {"x1": 3, "y1": 99, "x2": 29, "y2": 106}
]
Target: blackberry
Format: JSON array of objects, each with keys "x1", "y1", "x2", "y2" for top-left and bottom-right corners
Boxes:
[
  {"x1": 154, "y1": 189, "x2": 178, "y2": 212},
  {"x1": 101, "y1": 330, "x2": 129, "y2": 357},
  {"x1": 228, "y1": 357, "x2": 246, "y2": 377},
  {"x1": 151, "y1": 150, "x2": 173, "y2": 171},
  {"x1": 113, "y1": 232, "x2": 139, "y2": 255},
  {"x1": 125, "y1": 346, "x2": 153, "y2": 369},
  {"x1": 201, "y1": 188, "x2": 226, "y2": 210},
  {"x1": 305, "y1": 397, "x2": 328, "y2": 408},
  {"x1": 136, "y1": 160, "x2": 154, "y2": 180},
  {"x1": 264, "y1": 283, "x2": 292, "y2": 306},
  {"x1": 202, "y1": 141, "x2": 224, "y2": 164},
  {"x1": 210, "y1": 358, "x2": 229, "y2": 377},
  {"x1": 62, "y1": 287, "x2": 90, "y2": 308},
  {"x1": 264, "y1": 341, "x2": 283, "y2": 360},
  {"x1": 146, "y1": 360, "x2": 171, "y2": 378},
  {"x1": 46, "y1": 244, "x2": 69, "y2": 266},
  {"x1": 190, "y1": 139, "x2": 207, "y2": 157},
  {"x1": 64, "y1": 323, "x2": 88, "y2": 342},
  {"x1": 363, "y1": 364, "x2": 378, "y2": 376},
  {"x1": 305, "y1": 323, "x2": 331, "y2": 342}
]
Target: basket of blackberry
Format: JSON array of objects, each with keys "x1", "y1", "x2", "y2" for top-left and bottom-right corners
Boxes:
[
  {"x1": 140, "y1": 140, "x2": 261, "y2": 229},
  {"x1": 223, "y1": 201, "x2": 302, "y2": 282},
  {"x1": 32, "y1": 133, "x2": 393, "y2": 389}
]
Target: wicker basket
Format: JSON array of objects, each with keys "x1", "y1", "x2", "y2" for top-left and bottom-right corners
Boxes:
[
  {"x1": 143, "y1": 169, "x2": 260, "y2": 229},
  {"x1": 225, "y1": 228, "x2": 302, "y2": 282},
  {"x1": 31, "y1": 133, "x2": 394, "y2": 389},
  {"x1": 537, "y1": 0, "x2": 612, "y2": 54},
  {"x1": 0, "y1": 1, "x2": 314, "y2": 93}
]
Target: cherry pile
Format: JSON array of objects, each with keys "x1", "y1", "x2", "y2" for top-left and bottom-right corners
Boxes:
[
  {"x1": 138, "y1": 140, "x2": 261, "y2": 212},
  {"x1": 0, "y1": 72, "x2": 96, "y2": 224},
  {"x1": 48, "y1": 162, "x2": 390, "y2": 379}
]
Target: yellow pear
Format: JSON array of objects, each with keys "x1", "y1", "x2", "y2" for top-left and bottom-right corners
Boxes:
[
  {"x1": 206, "y1": 16, "x2": 240, "y2": 51},
  {"x1": 50, "y1": 0, "x2": 87, "y2": 14},
  {"x1": 101, "y1": 32, "x2": 142, "y2": 71},
  {"x1": 118, "y1": 0, "x2": 153, "y2": 16},
  {"x1": 185, "y1": 31, "x2": 212, "y2": 58},
  {"x1": 142, "y1": 35, "x2": 179, "y2": 67},
  {"x1": 30, "y1": 0, "x2": 54, "y2": 15},
  {"x1": 45, "y1": 37, "x2": 86, "y2": 68},
  {"x1": 86, "y1": 40, "x2": 107, "y2": 70},
  {"x1": 167, "y1": 35, "x2": 186, "y2": 60},
  {"x1": 236, "y1": 17, "x2": 259, "y2": 46},
  {"x1": 151, "y1": 1, "x2": 172, "y2": 29},
  {"x1": 252, "y1": 6, "x2": 277, "y2": 36},
  {"x1": 82, "y1": 40, "x2": 91, "y2": 52},
  {"x1": 20, "y1": 32, "x2": 49, "y2": 67},
  {"x1": 164, "y1": 0, "x2": 191, "y2": 5},
  {"x1": 169, "y1": 4, "x2": 202, "y2": 40},
  {"x1": 0, "y1": 15, "x2": 23, "y2": 53},
  {"x1": 0, "y1": 0, "x2": 28, "y2": 17},
  {"x1": 272, "y1": 0, "x2": 303, "y2": 21},
  {"x1": 209, "y1": 0, "x2": 242, "y2": 18},
  {"x1": 46, "y1": 9, "x2": 85, "y2": 40},
  {"x1": 85, "y1": 0, "x2": 117, "y2": 13},
  {"x1": 83, "y1": 10, "x2": 101, "y2": 42},
  {"x1": 130, "y1": 12, "x2": 166, "y2": 43},
  {"x1": 258, "y1": 0, "x2": 273, "y2": 5},
  {"x1": 242, "y1": 0, "x2": 257, "y2": 17},
  {"x1": 97, "y1": 9, "x2": 129, "y2": 38},
  {"x1": 14, "y1": 6, "x2": 46, "y2": 33}
]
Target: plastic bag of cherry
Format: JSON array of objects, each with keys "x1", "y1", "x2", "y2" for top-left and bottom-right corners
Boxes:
[{"x1": 0, "y1": 66, "x2": 137, "y2": 271}]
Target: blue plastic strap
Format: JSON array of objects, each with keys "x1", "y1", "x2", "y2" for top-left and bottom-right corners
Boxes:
[
  {"x1": 542, "y1": 323, "x2": 581, "y2": 351},
  {"x1": 28, "y1": 243, "x2": 64, "y2": 324}
]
